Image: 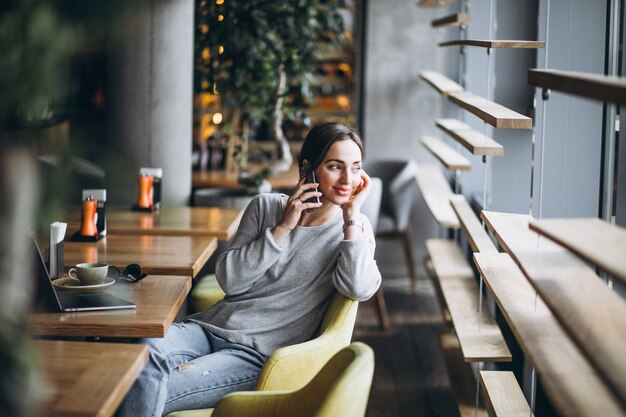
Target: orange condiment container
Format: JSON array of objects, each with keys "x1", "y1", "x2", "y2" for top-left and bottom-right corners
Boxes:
[
  {"x1": 80, "y1": 197, "x2": 98, "y2": 236},
  {"x1": 136, "y1": 174, "x2": 154, "y2": 209}
]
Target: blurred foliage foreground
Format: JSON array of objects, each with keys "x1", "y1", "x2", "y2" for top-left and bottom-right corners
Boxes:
[{"x1": 0, "y1": 2, "x2": 110, "y2": 416}]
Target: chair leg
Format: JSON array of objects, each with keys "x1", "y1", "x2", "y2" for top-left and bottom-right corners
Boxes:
[
  {"x1": 375, "y1": 287, "x2": 390, "y2": 330},
  {"x1": 400, "y1": 229, "x2": 418, "y2": 294}
]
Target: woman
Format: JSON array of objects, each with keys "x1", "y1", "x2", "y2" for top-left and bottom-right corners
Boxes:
[{"x1": 117, "y1": 122, "x2": 381, "y2": 417}]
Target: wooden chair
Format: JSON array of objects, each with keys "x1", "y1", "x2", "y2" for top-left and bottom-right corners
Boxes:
[{"x1": 166, "y1": 342, "x2": 374, "y2": 417}]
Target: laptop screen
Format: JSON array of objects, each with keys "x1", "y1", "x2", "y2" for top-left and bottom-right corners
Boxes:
[
  {"x1": 31, "y1": 239, "x2": 135, "y2": 312},
  {"x1": 32, "y1": 239, "x2": 63, "y2": 312}
]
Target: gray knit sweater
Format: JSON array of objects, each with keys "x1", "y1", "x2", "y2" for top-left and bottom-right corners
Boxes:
[{"x1": 188, "y1": 193, "x2": 381, "y2": 356}]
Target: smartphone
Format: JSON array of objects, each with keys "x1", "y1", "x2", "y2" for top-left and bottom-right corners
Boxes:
[{"x1": 304, "y1": 170, "x2": 321, "y2": 208}]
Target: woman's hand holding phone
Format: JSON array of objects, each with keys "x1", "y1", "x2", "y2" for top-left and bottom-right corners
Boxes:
[{"x1": 274, "y1": 177, "x2": 323, "y2": 238}]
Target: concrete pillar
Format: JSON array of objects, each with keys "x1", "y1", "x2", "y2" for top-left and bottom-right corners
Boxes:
[
  {"x1": 105, "y1": 0, "x2": 194, "y2": 206},
  {"x1": 362, "y1": 0, "x2": 457, "y2": 277}
]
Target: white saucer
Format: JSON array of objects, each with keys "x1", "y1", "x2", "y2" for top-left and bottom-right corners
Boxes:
[{"x1": 52, "y1": 277, "x2": 115, "y2": 292}]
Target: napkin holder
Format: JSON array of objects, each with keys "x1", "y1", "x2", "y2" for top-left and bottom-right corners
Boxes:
[
  {"x1": 48, "y1": 241, "x2": 64, "y2": 279},
  {"x1": 48, "y1": 220, "x2": 67, "y2": 279}
]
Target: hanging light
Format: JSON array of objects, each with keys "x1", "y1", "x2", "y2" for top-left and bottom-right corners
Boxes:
[{"x1": 337, "y1": 95, "x2": 350, "y2": 110}]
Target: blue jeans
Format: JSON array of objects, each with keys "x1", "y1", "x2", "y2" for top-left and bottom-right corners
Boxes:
[{"x1": 116, "y1": 322, "x2": 267, "y2": 417}]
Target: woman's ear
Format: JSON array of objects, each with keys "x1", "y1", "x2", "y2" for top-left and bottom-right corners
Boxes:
[{"x1": 301, "y1": 159, "x2": 311, "y2": 173}]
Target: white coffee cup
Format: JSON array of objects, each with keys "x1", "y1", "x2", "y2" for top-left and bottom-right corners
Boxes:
[{"x1": 68, "y1": 262, "x2": 109, "y2": 286}]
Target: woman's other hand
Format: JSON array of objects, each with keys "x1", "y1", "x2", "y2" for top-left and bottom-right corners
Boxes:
[{"x1": 341, "y1": 170, "x2": 371, "y2": 221}]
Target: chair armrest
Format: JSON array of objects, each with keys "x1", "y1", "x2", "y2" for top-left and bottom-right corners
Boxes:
[
  {"x1": 212, "y1": 390, "x2": 301, "y2": 417},
  {"x1": 254, "y1": 295, "x2": 358, "y2": 391}
]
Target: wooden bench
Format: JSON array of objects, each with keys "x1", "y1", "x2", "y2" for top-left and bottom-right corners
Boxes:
[
  {"x1": 450, "y1": 195, "x2": 498, "y2": 253},
  {"x1": 436, "y1": 118, "x2": 504, "y2": 156},
  {"x1": 528, "y1": 69, "x2": 626, "y2": 106},
  {"x1": 448, "y1": 91, "x2": 533, "y2": 129},
  {"x1": 529, "y1": 217, "x2": 626, "y2": 284},
  {"x1": 440, "y1": 333, "x2": 488, "y2": 417},
  {"x1": 426, "y1": 239, "x2": 511, "y2": 362},
  {"x1": 439, "y1": 39, "x2": 545, "y2": 49},
  {"x1": 474, "y1": 252, "x2": 625, "y2": 417},
  {"x1": 481, "y1": 210, "x2": 626, "y2": 405},
  {"x1": 420, "y1": 70, "x2": 464, "y2": 97},
  {"x1": 479, "y1": 371, "x2": 533, "y2": 417},
  {"x1": 414, "y1": 163, "x2": 460, "y2": 229},
  {"x1": 423, "y1": 255, "x2": 451, "y2": 324},
  {"x1": 431, "y1": 13, "x2": 471, "y2": 28},
  {"x1": 421, "y1": 135, "x2": 471, "y2": 171}
]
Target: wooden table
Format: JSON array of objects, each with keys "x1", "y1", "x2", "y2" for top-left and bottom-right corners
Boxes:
[
  {"x1": 37, "y1": 340, "x2": 148, "y2": 417},
  {"x1": 62, "y1": 234, "x2": 217, "y2": 278},
  {"x1": 192, "y1": 163, "x2": 300, "y2": 191},
  {"x1": 30, "y1": 275, "x2": 191, "y2": 338},
  {"x1": 68, "y1": 206, "x2": 244, "y2": 241}
]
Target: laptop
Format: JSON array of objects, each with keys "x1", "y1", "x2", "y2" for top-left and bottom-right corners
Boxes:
[{"x1": 33, "y1": 240, "x2": 136, "y2": 312}]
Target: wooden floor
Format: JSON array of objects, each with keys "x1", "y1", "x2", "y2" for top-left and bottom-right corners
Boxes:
[{"x1": 354, "y1": 241, "x2": 459, "y2": 417}]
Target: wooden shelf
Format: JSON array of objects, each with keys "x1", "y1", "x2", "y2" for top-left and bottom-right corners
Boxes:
[
  {"x1": 440, "y1": 333, "x2": 488, "y2": 417},
  {"x1": 481, "y1": 211, "x2": 626, "y2": 406},
  {"x1": 414, "y1": 163, "x2": 460, "y2": 229},
  {"x1": 474, "y1": 252, "x2": 625, "y2": 417},
  {"x1": 418, "y1": 0, "x2": 453, "y2": 7},
  {"x1": 431, "y1": 13, "x2": 471, "y2": 28},
  {"x1": 448, "y1": 92, "x2": 533, "y2": 129},
  {"x1": 421, "y1": 135, "x2": 471, "y2": 171},
  {"x1": 439, "y1": 39, "x2": 545, "y2": 49},
  {"x1": 420, "y1": 71, "x2": 464, "y2": 97},
  {"x1": 529, "y1": 218, "x2": 626, "y2": 284},
  {"x1": 528, "y1": 69, "x2": 626, "y2": 106},
  {"x1": 436, "y1": 119, "x2": 504, "y2": 156},
  {"x1": 427, "y1": 239, "x2": 511, "y2": 362},
  {"x1": 480, "y1": 371, "x2": 534, "y2": 417},
  {"x1": 424, "y1": 256, "x2": 452, "y2": 324},
  {"x1": 450, "y1": 195, "x2": 498, "y2": 253}
]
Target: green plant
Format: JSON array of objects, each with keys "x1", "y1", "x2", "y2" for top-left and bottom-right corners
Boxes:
[
  {"x1": 0, "y1": 2, "x2": 76, "y2": 127},
  {"x1": 195, "y1": 0, "x2": 346, "y2": 169},
  {"x1": 0, "y1": 2, "x2": 109, "y2": 415}
]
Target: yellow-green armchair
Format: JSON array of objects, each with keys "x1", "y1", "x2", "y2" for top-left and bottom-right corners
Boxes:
[
  {"x1": 167, "y1": 342, "x2": 374, "y2": 417},
  {"x1": 166, "y1": 292, "x2": 359, "y2": 416},
  {"x1": 255, "y1": 291, "x2": 358, "y2": 391}
]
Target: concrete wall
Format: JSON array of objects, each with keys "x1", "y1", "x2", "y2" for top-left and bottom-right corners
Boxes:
[
  {"x1": 460, "y1": 0, "x2": 538, "y2": 214},
  {"x1": 105, "y1": 0, "x2": 194, "y2": 206},
  {"x1": 363, "y1": 1, "x2": 458, "y2": 161},
  {"x1": 362, "y1": 0, "x2": 460, "y2": 277}
]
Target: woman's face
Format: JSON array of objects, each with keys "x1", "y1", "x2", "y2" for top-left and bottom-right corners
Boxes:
[{"x1": 314, "y1": 139, "x2": 363, "y2": 206}]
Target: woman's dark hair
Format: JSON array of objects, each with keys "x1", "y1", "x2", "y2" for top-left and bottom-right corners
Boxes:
[{"x1": 298, "y1": 123, "x2": 363, "y2": 172}]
